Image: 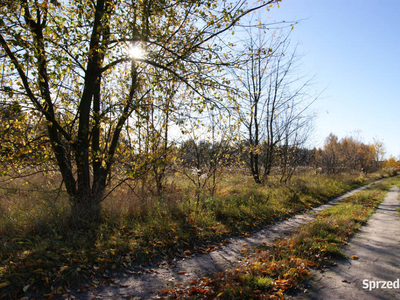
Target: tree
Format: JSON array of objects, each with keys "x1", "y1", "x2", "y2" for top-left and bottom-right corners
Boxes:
[
  {"x1": 372, "y1": 137, "x2": 385, "y2": 169},
  {"x1": 319, "y1": 133, "x2": 341, "y2": 174},
  {"x1": 319, "y1": 133, "x2": 380, "y2": 174},
  {"x1": 276, "y1": 120, "x2": 313, "y2": 183},
  {"x1": 177, "y1": 105, "x2": 238, "y2": 206},
  {"x1": 232, "y1": 26, "x2": 315, "y2": 184},
  {"x1": 384, "y1": 156, "x2": 400, "y2": 169},
  {"x1": 121, "y1": 80, "x2": 181, "y2": 197},
  {"x1": 0, "y1": 0, "x2": 280, "y2": 223}
]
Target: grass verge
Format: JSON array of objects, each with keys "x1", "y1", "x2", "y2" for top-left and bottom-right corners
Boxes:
[{"x1": 162, "y1": 178, "x2": 398, "y2": 299}]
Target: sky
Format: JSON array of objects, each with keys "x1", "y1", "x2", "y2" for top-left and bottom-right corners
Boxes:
[{"x1": 260, "y1": 0, "x2": 400, "y2": 158}]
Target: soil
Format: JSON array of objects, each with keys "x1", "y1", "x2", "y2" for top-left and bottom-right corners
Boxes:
[{"x1": 71, "y1": 182, "x2": 393, "y2": 300}]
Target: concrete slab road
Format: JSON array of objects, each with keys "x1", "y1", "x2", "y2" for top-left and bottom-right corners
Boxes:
[{"x1": 293, "y1": 186, "x2": 400, "y2": 300}]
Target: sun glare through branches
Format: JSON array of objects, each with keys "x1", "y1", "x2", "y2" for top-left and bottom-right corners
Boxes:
[{"x1": 128, "y1": 44, "x2": 145, "y2": 60}]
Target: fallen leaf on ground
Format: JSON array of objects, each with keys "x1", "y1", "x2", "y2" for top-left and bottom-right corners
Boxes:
[
  {"x1": 342, "y1": 279, "x2": 351, "y2": 283},
  {"x1": 159, "y1": 288, "x2": 173, "y2": 295}
]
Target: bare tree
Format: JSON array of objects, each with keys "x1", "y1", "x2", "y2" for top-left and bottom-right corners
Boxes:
[
  {"x1": 276, "y1": 113, "x2": 313, "y2": 183},
  {"x1": 177, "y1": 109, "x2": 237, "y2": 207},
  {"x1": 232, "y1": 27, "x2": 315, "y2": 184}
]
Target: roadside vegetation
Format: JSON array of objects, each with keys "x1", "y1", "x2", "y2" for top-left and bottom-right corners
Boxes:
[
  {"x1": 162, "y1": 177, "x2": 400, "y2": 299},
  {"x1": 0, "y1": 169, "x2": 396, "y2": 299}
]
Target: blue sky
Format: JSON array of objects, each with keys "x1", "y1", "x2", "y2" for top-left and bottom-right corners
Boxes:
[{"x1": 261, "y1": 0, "x2": 400, "y2": 158}]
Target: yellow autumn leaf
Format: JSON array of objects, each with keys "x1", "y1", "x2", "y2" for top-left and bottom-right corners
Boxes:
[
  {"x1": 57, "y1": 286, "x2": 63, "y2": 294},
  {"x1": 59, "y1": 266, "x2": 69, "y2": 271},
  {"x1": 0, "y1": 281, "x2": 10, "y2": 289},
  {"x1": 275, "y1": 279, "x2": 289, "y2": 284}
]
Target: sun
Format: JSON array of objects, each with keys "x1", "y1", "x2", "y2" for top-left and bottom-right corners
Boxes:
[{"x1": 128, "y1": 45, "x2": 144, "y2": 60}]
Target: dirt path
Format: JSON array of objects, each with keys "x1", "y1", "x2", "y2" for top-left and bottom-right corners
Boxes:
[
  {"x1": 290, "y1": 186, "x2": 400, "y2": 300},
  {"x1": 74, "y1": 183, "x2": 379, "y2": 300}
]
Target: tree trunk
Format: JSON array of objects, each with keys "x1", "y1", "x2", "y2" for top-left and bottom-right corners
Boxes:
[
  {"x1": 70, "y1": 185, "x2": 104, "y2": 225},
  {"x1": 250, "y1": 151, "x2": 261, "y2": 184}
]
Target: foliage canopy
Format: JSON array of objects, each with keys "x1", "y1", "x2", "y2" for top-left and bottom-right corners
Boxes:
[{"x1": 0, "y1": 0, "x2": 280, "y2": 221}]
